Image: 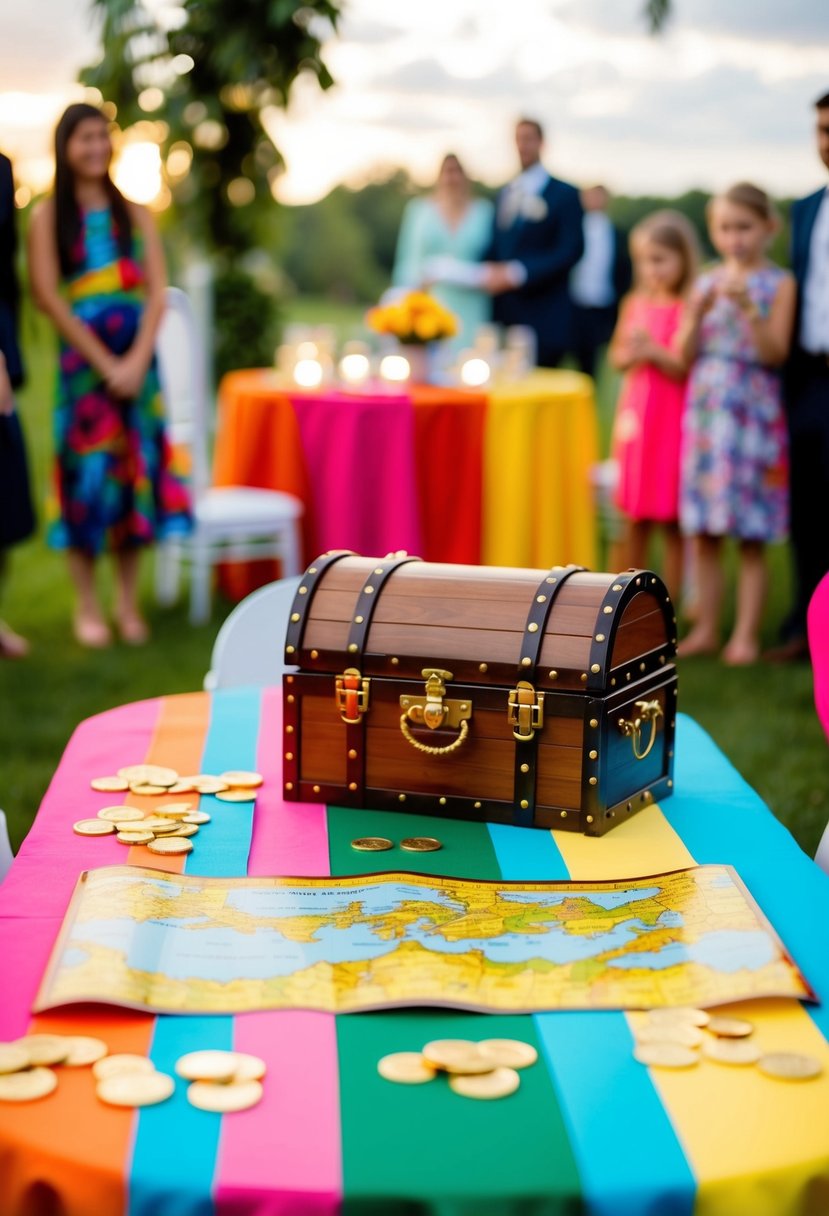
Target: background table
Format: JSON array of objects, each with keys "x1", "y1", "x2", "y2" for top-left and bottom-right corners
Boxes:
[
  {"x1": 1, "y1": 688, "x2": 828, "y2": 1216},
  {"x1": 213, "y1": 370, "x2": 599, "y2": 599}
]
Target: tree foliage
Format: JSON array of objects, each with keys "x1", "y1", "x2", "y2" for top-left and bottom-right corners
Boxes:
[{"x1": 81, "y1": 0, "x2": 343, "y2": 253}]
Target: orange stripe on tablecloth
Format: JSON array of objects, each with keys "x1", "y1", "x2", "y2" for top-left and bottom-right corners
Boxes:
[{"x1": 2, "y1": 693, "x2": 212, "y2": 1216}]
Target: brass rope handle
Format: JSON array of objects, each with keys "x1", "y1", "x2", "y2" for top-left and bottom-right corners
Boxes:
[
  {"x1": 617, "y1": 700, "x2": 663, "y2": 761},
  {"x1": 400, "y1": 713, "x2": 470, "y2": 756}
]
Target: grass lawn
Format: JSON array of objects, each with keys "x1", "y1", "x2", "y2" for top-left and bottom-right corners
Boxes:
[{"x1": 1, "y1": 299, "x2": 825, "y2": 858}]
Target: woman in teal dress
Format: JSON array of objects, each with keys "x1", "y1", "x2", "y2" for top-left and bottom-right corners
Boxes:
[
  {"x1": 28, "y1": 103, "x2": 190, "y2": 647},
  {"x1": 393, "y1": 154, "x2": 494, "y2": 352}
]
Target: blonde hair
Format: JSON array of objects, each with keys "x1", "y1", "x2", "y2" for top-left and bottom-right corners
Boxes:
[
  {"x1": 629, "y1": 209, "x2": 700, "y2": 295},
  {"x1": 708, "y1": 181, "x2": 777, "y2": 223}
]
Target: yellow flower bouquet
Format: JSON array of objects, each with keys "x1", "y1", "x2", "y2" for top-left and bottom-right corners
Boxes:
[{"x1": 366, "y1": 290, "x2": 459, "y2": 345}]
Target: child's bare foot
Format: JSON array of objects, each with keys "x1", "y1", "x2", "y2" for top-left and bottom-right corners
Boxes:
[
  {"x1": 114, "y1": 611, "x2": 150, "y2": 645},
  {"x1": 73, "y1": 612, "x2": 112, "y2": 649},
  {"x1": 677, "y1": 629, "x2": 718, "y2": 658},
  {"x1": 721, "y1": 639, "x2": 759, "y2": 666},
  {"x1": 0, "y1": 621, "x2": 29, "y2": 659}
]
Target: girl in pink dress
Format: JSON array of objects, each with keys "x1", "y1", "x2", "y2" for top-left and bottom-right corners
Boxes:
[{"x1": 609, "y1": 211, "x2": 699, "y2": 600}]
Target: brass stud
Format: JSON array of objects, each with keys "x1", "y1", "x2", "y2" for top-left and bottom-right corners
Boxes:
[
  {"x1": 390, "y1": 657, "x2": 399, "y2": 666},
  {"x1": 589, "y1": 718, "x2": 598, "y2": 728},
  {"x1": 626, "y1": 672, "x2": 631, "y2": 681},
  {"x1": 586, "y1": 814, "x2": 594, "y2": 824},
  {"x1": 460, "y1": 703, "x2": 468, "y2": 711},
  {"x1": 546, "y1": 577, "x2": 557, "y2": 584},
  {"x1": 520, "y1": 763, "x2": 529, "y2": 774},
  {"x1": 665, "y1": 595, "x2": 670, "y2": 603},
  {"x1": 286, "y1": 645, "x2": 296, "y2": 655},
  {"x1": 671, "y1": 718, "x2": 676, "y2": 727},
  {"x1": 660, "y1": 656, "x2": 666, "y2": 664},
  {"x1": 286, "y1": 675, "x2": 294, "y2": 684},
  {"x1": 548, "y1": 670, "x2": 558, "y2": 680},
  {"x1": 285, "y1": 752, "x2": 293, "y2": 761},
  {"x1": 626, "y1": 802, "x2": 632, "y2": 812},
  {"x1": 536, "y1": 594, "x2": 547, "y2": 603},
  {"x1": 595, "y1": 633, "x2": 605, "y2": 642},
  {"x1": 310, "y1": 649, "x2": 319, "y2": 660},
  {"x1": 290, "y1": 612, "x2": 300, "y2": 622},
  {"x1": 398, "y1": 794, "x2": 406, "y2": 802},
  {"x1": 474, "y1": 801, "x2": 482, "y2": 809},
  {"x1": 589, "y1": 749, "x2": 598, "y2": 760},
  {"x1": 636, "y1": 577, "x2": 642, "y2": 586},
  {"x1": 607, "y1": 811, "x2": 614, "y2": 818},
  {"x1": 651, "y1": 577, "x2": 657, "y2": 585},
  {"x1": 312, "y1": 785, "x2": 320, "y2": 794},
  {"x1": 374, "y1": 567, "x2": 384, "y2": 575},
  {"x1": 401, "y1": 698, "x2": 410, "y2": 707},
  {"x1": 520, "y1": 799, "x2": 529, "y2": 810},
  {"x1": 348, "y1": 782, "x2": 358, "y2": 792},
  {"x1": 580, "y1": 673, "x2": 588, "y2": 683},
  {"x1": 591, "y1": 663, "x2": 601, "y2": 673},
  {"x1": 348, "y1": 748, "x2": 357, "y2": 760},
  {"x1": 521, "y1": 656, "x2": 532, "y2": 667},
  {"x1": 667, "y1": 779, "x2": 673, "y2": 788},
  {"x1": 560, "y1": 811, "x2": 567, "y2": 819},
  {"x1": 354, "y1": 615, "x2": 364, "y2": 624},
  {"x1": 287, "y1": 694, "x2": 295, "y2": 704},
  {"x1": 668, "y1": 749, "x2": 674, "y2": 758},
  {"x1": 603, "y1": 605, "x2": 613, "y2": 614},
  {"x1": 671, "y1": 637, "x2": 677, "y2": 645},
  {"x1": 528, "y1": 622, "x2": 539, "y2": 633},
  {"x1": 612, "y1": 583, "x2": 622, "y2": 591},
  {"x1": 364, "y1": 585, "x2": 374, "y2": 594},
  {"x1": 439, "y1": 797, "x2": 447, "y2": 806},
  {"x1": 308, "y1": 567, "x2": 317, "y2": 574},
  {"x1": 479, "y1": 662, "x2": 488, "y2": 674},
  {"x1": 610, "y1": 678, "x2": 616, "y2": 686},
  {"x1": 639, "y1": 662, "x2": 646, "y2": 672},
  {"x1": 286, "y1": 725, "x2": 294, "y2": 734},
  {"x1": 298, "y1": 586, "x2": 308, "y2": 595},
  {"x1": 644, "y1": 790, "x2": 653, "y2": 802},
  {"x1": 348, "y1": 643, "x2": 358, "y2": 654},
  {"x1": 589, "y1": 776, "x2": 598, "y2": 786},
  {"x1": 285, "y1": 782, "x2": 293, "y2": 791}
]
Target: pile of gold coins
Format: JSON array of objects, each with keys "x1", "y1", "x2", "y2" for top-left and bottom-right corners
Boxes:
[
  {"x1": 73, "y1": 766, "x2": 265, "y2": 858},
  {"x1": 632, "y1": 1008, "x2": 823, "y2": 1080},
  {"x1": 351, "y1": 836, "x2": 442, "y2": 853},
  {"x1": 0, "y1": 1035, "x2": 265, "y2": 1111},
  {"x1": 378, "y1": 1038, "x2": 537, "y2": 1100}
]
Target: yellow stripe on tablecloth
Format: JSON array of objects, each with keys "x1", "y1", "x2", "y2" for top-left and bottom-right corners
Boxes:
[{"x1": 553, "y1": 802, "x2": 829, "y2": 1216}]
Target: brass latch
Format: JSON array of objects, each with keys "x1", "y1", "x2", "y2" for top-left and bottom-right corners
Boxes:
[
  {"x1": 508, "y1": 681, "x2": 545, "y2": 741},
  {"x1": 335, "y1": 668, "x2": 370, "y2": 724},
  {"x1": 399, "y1": 669, "x2": 472, "y2": 755},
  {"x1": 617, "y1": 699, "x2": 663, "y2": 760}
]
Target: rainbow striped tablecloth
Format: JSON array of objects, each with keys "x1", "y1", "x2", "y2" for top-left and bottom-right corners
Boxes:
[{"x1": 0, "y1": 688, "x2": 827, "y2": 1216}]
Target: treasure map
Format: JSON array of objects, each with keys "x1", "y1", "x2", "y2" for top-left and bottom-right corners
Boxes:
[{"x1": 35, "y1": 864, "x2": 813, "y2": 1015}]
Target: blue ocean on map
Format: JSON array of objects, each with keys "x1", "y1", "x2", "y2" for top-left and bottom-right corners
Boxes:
[{"x1": 62, "y1": 876, "x2": 779, "y2": 983}]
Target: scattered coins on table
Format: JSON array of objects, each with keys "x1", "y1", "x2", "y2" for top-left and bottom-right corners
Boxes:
[
  {"x1": 378, "y1": 1038, "x2": 536, "y2": 1100},
  {"x1": 175, "y1": 1049, "x2": 267, "y2": 1111},
  {"x1": 350, "y1": 836, "x2": 444, "y2": 853},
  {"x1": 351, "y1": 837, "x2": 394, "y2": 852},
  {"x1": 632, "y1": 1008, "x2": 824, "y2": 1080},
  {"x1": 0, "y1": 1033, "x2": 111, "y2": 1103},
  {"x1": 400, "y1": 837, "x2": 442, "y2": 853}
]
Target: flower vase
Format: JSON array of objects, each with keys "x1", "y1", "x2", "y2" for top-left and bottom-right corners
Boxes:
[{"x1": 400, "y1": 343, "x2": 431, "y2": 385}]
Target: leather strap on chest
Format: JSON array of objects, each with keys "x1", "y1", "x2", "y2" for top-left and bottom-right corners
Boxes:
[{"x1": 284, "y1": 550, "x2": 355, "y2": 664}]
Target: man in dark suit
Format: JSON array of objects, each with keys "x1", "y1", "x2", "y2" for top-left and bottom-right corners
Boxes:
[
  {"x1": 772, "y1": 92, "x2": 829, "y2": 661},
  {"x1": 569, "y1": 185, "x2": 632, "y2": 379},
  {"x1": 482, "y1": 118, "x2": 583, "y2": 368}
]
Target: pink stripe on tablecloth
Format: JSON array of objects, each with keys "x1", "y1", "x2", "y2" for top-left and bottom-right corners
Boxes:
[
  {"x1": 290, "y1": 389, "x2": 422, "y2": 558},
  {"x1": 214, "y1": 686, "x2": 341, "y2": 1216},
  {"x1": 0, "y1": 698, "x2": 163, "y2": 1037}
]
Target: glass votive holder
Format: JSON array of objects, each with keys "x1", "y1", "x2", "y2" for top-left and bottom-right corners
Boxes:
[
  {"x1": 473, "y1": 323, "x2": 501, "y2": 356},
  {"x1": 379, "y1": 353, "x2": 411, "y2": 386},
  {"x1": 293, "y1": 358, "x2": 324, "y2": 389}
]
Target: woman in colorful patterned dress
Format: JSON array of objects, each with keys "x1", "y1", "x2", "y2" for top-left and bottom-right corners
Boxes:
[
  {"x1": 678, "y1": 183, "x2": 796, "y2": 665},
  {"x1": 28, "y1": 103, "x2": 190, "y2": 647}
]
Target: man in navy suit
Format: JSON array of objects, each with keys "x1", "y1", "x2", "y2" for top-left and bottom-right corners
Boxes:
[
  {"x1": 772, "y1": 92, "x2": 829, "y2": 660},
  {"x1": 569, "y1": 185, "x2": 632, "y2": 379},
  {"x1": 482, "y1": 118, "x2": 583, "y2": 368}
]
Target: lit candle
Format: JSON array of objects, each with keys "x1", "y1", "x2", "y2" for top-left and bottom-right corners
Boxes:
[
  {"x1": 339, "y1": 352, "x2": 371, "y2": 387},
  {"x1": 460, "y1": 356, "x2": 491, "y2": 387},
  {"x1": 379, "y1": 354, "x2": 411, "y2": 384},
  {"x1": 294, "y1": 358, "x2": 324, "y2": 388}
]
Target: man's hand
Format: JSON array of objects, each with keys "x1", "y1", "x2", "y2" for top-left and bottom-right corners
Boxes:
[
  {"x1": 0, "y1": 354, "x2": 13, "y2": 416},
  {"x1": 482, "y1": 262, "x2": 519, "y2": 295}
]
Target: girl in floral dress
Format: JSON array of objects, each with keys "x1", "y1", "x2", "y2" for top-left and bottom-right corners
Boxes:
[
  {"x1": 678, "y1": 183, "x2": 796, "y2": 664},
  {"x1": 28, "y1": 103, "x2": 190, "y2": 647}
]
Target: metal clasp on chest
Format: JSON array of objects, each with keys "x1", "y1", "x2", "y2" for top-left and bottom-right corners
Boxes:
[
  {"x1": 508, "y1": 680, "x2": 545, "y2": 741},
  {"x1": 400, "y1": 668, "x2": 471, "y2": 731},
  {"x1": 335, "y1": 668, "x2": 370, "y2": 723}
]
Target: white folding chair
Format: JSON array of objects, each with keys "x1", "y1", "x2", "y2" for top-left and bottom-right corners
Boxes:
[
  {"x1": 155, "y1": 287, "x2": 304, "y2": 625},
  {"x1": 816, "y1": 821, "x2": 829, "y2": 877},
  {"x1": 204, "y1": 577, "x2": 300, "y2": 690},
  {"x1": 0, "y1": 810, "x2": 14, "y2": 881}
]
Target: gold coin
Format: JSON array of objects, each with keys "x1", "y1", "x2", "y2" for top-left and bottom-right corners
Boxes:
[
  {"x1": 175, "y1": 1050, "x2": 239, "y2": 1083},
  {"x1": 187, "y1": 1079, "x2": 263, "y2": 1113},
  {"x1": 215, "y1": 789, "x2": 257, "y2": 803},
  {"x1": 757, "y1": 1051, "x2": 823, "y2": 1081},
  {"x1": 153, "y1": 803, "x2": 194, "y2": 819},
  {"x1": 702, "y1": 1038, "x2": 761, "y2": 1066},
  {"x1": 707, "y1": 1016, "x2": 754, "y2": 1039},
  {"x1": 73, "y1": 818, "x2": 116, "y2": 836},
  {"x1": 478, "y1": 1039, "x2": 538, "y2": 1070},
  {"x1": 377, "y1": 1052, "x2": 437, "y2": 1084},
  {"x1": 400, "y1": 837, "x2": 442, "y2": 852},
  {"x1": 116, "y1": 831, "x2": 156, "y2": 845},
  {"x1": 633, "y1": 1043, "x2": 699, "y2": 1069},
  {"x1": 129, "y1": 783, "x2": 169, "y2": 796},
  {"x1": 648, "y1": 1007, "x2": 710, "y2": 1028},
  {"x1": 350, "y1": 837, "x2": 394, "y2": 852},
  {"x1": 97, "y1": 806, "x2": 144, "y2": 823},
  {"x1": 449, "y1": 1067, "x2": 520, "y2": 1100},
  {"x1": 90, "y1": 776, "x2": 129, "y2": 793},
  {"x1": 0, "y1": 1067, "x2": 58, "y2": 1102},
  {"x1": 19, "y1": 1035, "x2": 71, "y2": 1066},
  {"x1": 61, "y1": 1036, "x2": 109, "y2": 1067},
  {"x1": 219, "y1": 770, "x2": 264, "y2": 789},
  {"x1": 229, "y1": 1053, "x2": 267, "y2": 1083},
  {"x1": 636, "y1": 1023, "x2": 703, "y2": 1049},
  {"x1": 118, "y1": 764, "x2": 179, "y2": 787},
  {"x1": 93, "y1": 1053, "x2": 156, "y2": 1081},
  {"x1": 0, "y1": 1043, "x2": 31, "y2": 1074},
  {"x1": 139, "y1": 817, "x2": 179, "y2": 832},
  {"x1": 190, "y1": 775, "x2": 229, "y2": 795},
  {"x1": 97, "y1": 1070, "x2": 175, "y2": 1107},
  {"x1": 147, "y1": 836, "x2": 194, "y2": 855},
  {"x1": 182, "y1": 811, "x2": 211, "y2": 825},
  {"x1": 169, "y1": 823, "x2": 199, "y2": 838},
  {"x1": 166, "y1": 779, "x2": 199, "y2": 795},
  {"x1": 421, "y1": 1039, "x2": 494, "y2": 1074}
]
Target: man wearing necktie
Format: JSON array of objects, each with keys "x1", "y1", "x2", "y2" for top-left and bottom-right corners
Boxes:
[
  {"x1": 482, "y1": 118, "x2": 584, "y2": 368},
  {"x1": 772, "y1": 91, "x2": 829, "y2": 660}
]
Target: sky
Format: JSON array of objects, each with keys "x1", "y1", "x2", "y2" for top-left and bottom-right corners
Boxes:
[{"x1": 0, "y1": 0, "x2": 827, "y2": 205}]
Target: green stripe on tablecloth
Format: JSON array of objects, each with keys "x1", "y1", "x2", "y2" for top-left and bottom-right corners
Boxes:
[{"x1": 328, "y1": 805, "x2": 583, "y2": 1216}]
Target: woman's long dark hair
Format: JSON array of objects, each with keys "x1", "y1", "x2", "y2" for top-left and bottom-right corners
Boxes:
[{"x1": 54, "y1": 103, "x2": 133, "y2": 278}]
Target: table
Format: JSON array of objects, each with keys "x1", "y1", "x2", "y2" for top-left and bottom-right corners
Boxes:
[
  {"x1": 1, "y1": 688, "x2": 828, "y2": 1216},
  {"x1": 213, "y1": 370, "x2": 599, "y2": 600}
]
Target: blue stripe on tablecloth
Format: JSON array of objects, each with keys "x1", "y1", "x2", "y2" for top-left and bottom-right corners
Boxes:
[
  {"x1": 486, "y1": 821, "x2": 696, "y2": 1216},
  {"x1": 128, "y1": 688, "x2": 263, "y2": 1216},
  {"x1": 665, "y1": 714, "x2": 829, "y2": 1041}
]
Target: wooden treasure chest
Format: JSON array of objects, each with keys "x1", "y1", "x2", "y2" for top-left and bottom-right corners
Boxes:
[{"x1": 282, "y1": 553, "x2": 677, "y2": 836}]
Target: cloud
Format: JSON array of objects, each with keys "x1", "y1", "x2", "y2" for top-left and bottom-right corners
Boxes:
[
  {"x1": 369, "y1": 57, "x2": 532, "y2": 100},
  {"x1": 555, "y1": 0, "x2": 829, "y2": 47}
]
